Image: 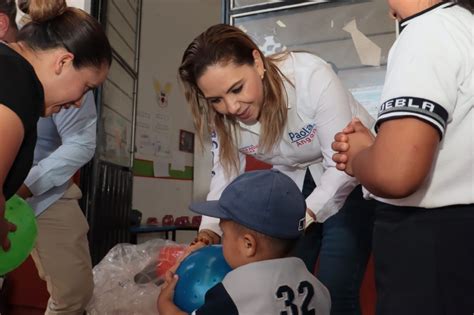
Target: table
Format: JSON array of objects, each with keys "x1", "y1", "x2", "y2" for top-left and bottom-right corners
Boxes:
[{"x1": 130, "y1": 225, "x2": 199, "y2": 244}]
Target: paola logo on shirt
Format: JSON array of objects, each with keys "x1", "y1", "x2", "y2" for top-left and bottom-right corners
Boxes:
[
  {"x1": 288, "y1": 124, "x2": 317, "y2": 147},
  {"x1": 240, "y1": 144, "x2": 258, "y2": 155}
]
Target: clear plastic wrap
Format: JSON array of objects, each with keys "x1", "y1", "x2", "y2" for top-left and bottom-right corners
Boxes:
[{"x1": 86, "y1": 239, "x2": 187, "y2": 315}]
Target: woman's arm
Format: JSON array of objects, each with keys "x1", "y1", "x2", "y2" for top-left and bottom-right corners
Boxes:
[
  {"x1": 195, "y1": 131, "x2": 246, "y2": 244},
  {"x1": 0, "y1": 104, "x2": 25, "y2": 250},
  {"x1": 302, "y1": 57, "x2": 369, "y2": 222}
]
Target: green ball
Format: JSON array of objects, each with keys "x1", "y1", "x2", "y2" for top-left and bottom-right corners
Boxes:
[{"x1": 0, "y1": 195, "x2": 37, "y2": 275}]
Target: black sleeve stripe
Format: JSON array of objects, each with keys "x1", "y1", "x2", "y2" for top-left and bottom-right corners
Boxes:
[
  {"x1": 376, "y1": 114, "x2": 444, "y2": 139},
  {"x1": 375, "y1": 97, "x2": 448, "y2": 136},
  {"x1": 195, "y1": 283, "x2": 239, "y2": 315}
]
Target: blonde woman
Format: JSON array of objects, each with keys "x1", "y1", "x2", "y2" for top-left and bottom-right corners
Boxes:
[{"x1": 179, "y1": 24, "x2": 376, "y2": 315}]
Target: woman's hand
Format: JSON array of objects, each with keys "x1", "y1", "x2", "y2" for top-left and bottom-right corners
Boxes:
[
  {"x1": 16, "y1": 184, "x2": 33, "y2": 199},
  {"x1": 332, "y1": 118, "x2": 374, "y2": 176},
  {"x1": 0, "y1": 197, "x2": 16, "y2": 251},
  {"x1": 191, "y1": 229, "x2": 220, "y2": 246},
  {"x1": 306, "y1": 208, "x2": 316, "y2": 222}
]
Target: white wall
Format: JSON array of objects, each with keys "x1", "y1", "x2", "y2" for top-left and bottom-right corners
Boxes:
[
  {"x1": 67, "y1": 0, "x2": 91, "y2": 12},
  {"x1": 133, "y1": 0, "x2": 220, "y2": 243},
  {"x1": 192, "y1": 132, "x2": 213, "y2": 202}
]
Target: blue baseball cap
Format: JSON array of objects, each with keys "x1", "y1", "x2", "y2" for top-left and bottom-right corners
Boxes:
[{"x1": 189, "y1": 169, "x2": 306, "y2": 240}]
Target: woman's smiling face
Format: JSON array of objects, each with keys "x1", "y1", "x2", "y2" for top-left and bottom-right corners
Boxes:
[{"x1": 197, "y1": 51, "x2": 265, "y2": 125}]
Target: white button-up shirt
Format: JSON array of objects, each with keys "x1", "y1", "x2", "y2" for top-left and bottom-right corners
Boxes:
[
  {"x1": 368, "y1": 2, "x2": 474, "y2": 208},
  {"x1": 24, "y1": 91, "x2": 97, "y2": 216},
  {"x1": 201, "y1": 52, "x2": 374, "y2": 234}
]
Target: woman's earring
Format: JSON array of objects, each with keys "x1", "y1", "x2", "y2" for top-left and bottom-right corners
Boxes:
[
  {"x1": 389, "y1": 9, "x2": 398, "y2": 21},
  {"x1": 261, "y1": 68, "x2": 266, "y2": 79}
]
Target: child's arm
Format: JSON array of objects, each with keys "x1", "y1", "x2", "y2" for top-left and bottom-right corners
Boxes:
[
  {"x1": 333, "y1": 118, "x2": 439, "y2": 198},
  {"x1": 157, "y1": 271, "x2": 188, "y2": 315}
]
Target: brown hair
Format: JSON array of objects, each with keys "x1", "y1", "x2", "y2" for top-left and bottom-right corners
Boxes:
[
  {"x1": 0, "y1": 0, "x2": 18, "y2": 30},
  {"x1": 179, "y1": 24, "x2": 290, "y2": 176},
  {"x1": 16, "y1": 0, "x2": 112, "y2": 69}
]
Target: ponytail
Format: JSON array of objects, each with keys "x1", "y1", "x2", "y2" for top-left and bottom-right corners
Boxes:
[
  {"x1": 17, "y1": 0, "x2": 112, "y2": 69},
  {"x1": 18, "y1": 0, "x2": 67, "y2": 23}
]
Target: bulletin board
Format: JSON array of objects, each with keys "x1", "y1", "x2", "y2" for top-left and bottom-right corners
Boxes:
[{"x1": 132, "y1": 79, "x2": 194, "y2": 180}]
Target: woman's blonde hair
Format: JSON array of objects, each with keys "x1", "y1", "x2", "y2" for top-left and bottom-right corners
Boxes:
[{"x1": 179, "y1": 24, "x2": 290, "y2": 176}]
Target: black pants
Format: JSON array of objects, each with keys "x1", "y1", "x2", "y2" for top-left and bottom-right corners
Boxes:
[{"x1": 373, "y1": 201, "x2": 474, "y2": 315}]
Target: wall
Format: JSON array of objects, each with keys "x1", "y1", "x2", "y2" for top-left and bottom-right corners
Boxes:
[
  {"x1": 132, "y1": 0, "x2": 221, "y2": 243},
  {"x1": 67, "y1": 0, "x2": 91, "y2": 12}
]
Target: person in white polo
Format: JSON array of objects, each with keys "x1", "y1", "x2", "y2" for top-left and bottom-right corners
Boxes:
[{"x1": 332, "y1": 1, "x2": 474, "y2": 315}]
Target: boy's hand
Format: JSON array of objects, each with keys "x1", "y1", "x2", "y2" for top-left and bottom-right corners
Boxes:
[{"x1": 157, "y1": 271, "x2": 187, "y2": 315}]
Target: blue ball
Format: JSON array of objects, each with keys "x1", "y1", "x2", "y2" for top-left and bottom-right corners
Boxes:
[{"x1": 174, "y1": 245, "x2": 232, "y2": 313}]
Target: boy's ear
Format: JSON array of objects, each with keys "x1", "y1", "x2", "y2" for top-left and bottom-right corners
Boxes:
[{"x1": 240, "y1": 233, "x2": 257, "y2": 257}]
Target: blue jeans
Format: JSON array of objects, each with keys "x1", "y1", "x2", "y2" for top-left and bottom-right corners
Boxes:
[{"x1": 292, "y1": 174, "x2": 375, "y2": 315}]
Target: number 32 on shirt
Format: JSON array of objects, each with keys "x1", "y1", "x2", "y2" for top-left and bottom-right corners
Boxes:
[{"x1": 276, "y1": 281, "x2": 315, "y2": 315}]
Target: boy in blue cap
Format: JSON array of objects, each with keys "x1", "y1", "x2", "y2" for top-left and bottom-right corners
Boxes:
[{"x1": 158, "y1": 169, "x2": 331, "y2": 315}]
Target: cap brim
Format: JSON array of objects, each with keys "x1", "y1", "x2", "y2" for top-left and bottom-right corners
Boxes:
[{"x1": 189, "y1": 200, "x2": 231, "y2": 220}]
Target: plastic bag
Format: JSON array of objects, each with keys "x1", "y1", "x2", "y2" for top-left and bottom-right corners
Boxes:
[{"x1": 86, "y1": 239, "x2": 187, "y2": 315}]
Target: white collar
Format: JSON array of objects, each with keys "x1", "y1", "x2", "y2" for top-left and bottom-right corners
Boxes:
[{"x1": 399, "y1": 1, "x2": 455, "y2": 33}]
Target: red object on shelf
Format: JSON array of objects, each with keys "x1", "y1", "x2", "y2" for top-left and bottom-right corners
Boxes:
[
  {"x1": 191, "y1": 216, "x2": 202, "y2": 227},
  {"x1": 162, "y1": 215, "x2": 174, "y2": 226},
  {"x1": 174, "y1": 216, "x2": 190, "y2": 227},
  {"x1": 146, "y1": 217, "x2": 159, "y2": 225}
]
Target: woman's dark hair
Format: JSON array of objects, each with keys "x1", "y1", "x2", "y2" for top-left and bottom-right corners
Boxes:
[
  {"x1": 16, "y1": 0, "x2": 112, "y2": 69},
  {"x1": 454, "y1": 0, "x2": 474, "y2": 13},
  {"x1": 0, "y1": 0, "x2": 18, "y2": 30}
]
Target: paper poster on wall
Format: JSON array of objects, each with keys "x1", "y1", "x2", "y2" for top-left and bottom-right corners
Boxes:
[
  {"x1": 153, "y1": 159, "x2": 170, "y2": 177},
  {"x1": 153, "y1": 79, "x2": 172, "y2": 108},
  {"x1": 171, "y1": 151, "x2": 186, "y2": 171},
  {"x1": 133, "y1": 75, "x2": 194, "y2": 179},
  {"x1": 343, "y1": 19, "x2": 382, "y2": 67},
  {"x1": 154, "y1": 114, "x2": 170, "y2": 132},
  {"x1": 100, "y1": 106, "x2": 131, "y2": 167},
  {"x1": 179, "y1": 130, "x2": 194, "y2": 153}
]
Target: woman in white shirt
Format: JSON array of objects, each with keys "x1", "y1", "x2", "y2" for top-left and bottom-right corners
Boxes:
[
  {"x1": 332, "y1": 1, "x2": 473, "y2": 314},
  {"x1": 179, "y1": 23, "x2": 376, "y2": 315}
]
